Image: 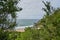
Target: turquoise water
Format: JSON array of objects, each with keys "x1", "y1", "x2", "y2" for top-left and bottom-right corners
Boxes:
[
  {"x1": 16, "y1": 19, "x2": 39, "y2": 26},
  {"x1": 15, "y1": 19, "x2": 39, "y2": 29}
]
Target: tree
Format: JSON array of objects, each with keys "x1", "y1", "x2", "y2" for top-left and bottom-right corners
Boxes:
[
  {"x1": 0, "y1": 0, "x2": 22, "y2": 29},
  {"x1": 42, "y1": 1, "x2": 53, "y2": 15},
  {"x1": 0, "y1": 0, "x2": 22, "y2": 40}
]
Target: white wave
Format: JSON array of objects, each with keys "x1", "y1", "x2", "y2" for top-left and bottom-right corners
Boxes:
[{"x1": 15, "y1": 25, "x2": 33, "y2": 30}]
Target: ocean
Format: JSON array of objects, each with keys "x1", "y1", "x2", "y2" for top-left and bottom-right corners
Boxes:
[{"x1": 15, "y1": 19, "x2": 39, "y2": 29}]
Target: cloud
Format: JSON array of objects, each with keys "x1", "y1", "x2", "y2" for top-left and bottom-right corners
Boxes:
[{"x1": 17, "y1": 0, "x2": 60, "y2": 19}]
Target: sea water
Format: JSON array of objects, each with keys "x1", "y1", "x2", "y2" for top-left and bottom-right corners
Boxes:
[{"x1": 15, "y1": 19, "x2": 39, "y2": 29}]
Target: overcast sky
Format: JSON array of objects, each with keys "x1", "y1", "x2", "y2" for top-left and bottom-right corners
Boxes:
[{"x1": 17, "y1": 0, "x2": 60, "y2": 19}]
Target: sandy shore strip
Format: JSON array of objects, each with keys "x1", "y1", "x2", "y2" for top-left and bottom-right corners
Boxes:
[{"x1": 14, "y1": 25, "x2": 33, "y2": 32}]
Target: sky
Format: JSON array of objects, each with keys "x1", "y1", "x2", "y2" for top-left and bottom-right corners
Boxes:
[{"x1": 17, "y1": 0, "x2": 60, "y2": 19}]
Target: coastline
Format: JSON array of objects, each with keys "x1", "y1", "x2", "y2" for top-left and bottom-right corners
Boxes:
[{"x1": 14, "y1": 25, "x2": 33, "y2": 32}]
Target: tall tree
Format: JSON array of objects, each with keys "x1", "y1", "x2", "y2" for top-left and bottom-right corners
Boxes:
[
  {"x1": 0, "y1": 0, "x2": 22, "y2": 29},
  {"x1": 0, "y1": 0, "x2": 22, "y2": 40}
]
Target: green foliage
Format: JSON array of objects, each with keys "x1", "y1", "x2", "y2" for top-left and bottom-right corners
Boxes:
[
  {"x1": 34, "y1": 8, "x2": 60, "y2": 40},
  {"x1": 8, "y1": 31, "x2": 21, "y2": 40},
  {"x1": 0, "y1": 0, "x2": 22, "y2": 29},
  {"x1": 20, "y1": 27, "x2": 41, "y2": 40},
  {"x1": 0, "y1": 29, "x2": 9, "y2": 40},
  {"x1": 42, "y1": 1, "x2": 54, "y2": 15},
  {"x1": 0, "y1": 0, "x2": 22, "y2": 40}
]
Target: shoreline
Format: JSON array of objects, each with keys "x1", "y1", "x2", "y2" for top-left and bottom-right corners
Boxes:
[{"x1": 14, "y1": 25, "x2": 33, "y2": 32}]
